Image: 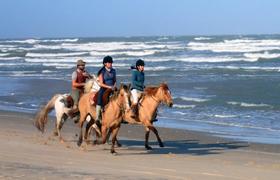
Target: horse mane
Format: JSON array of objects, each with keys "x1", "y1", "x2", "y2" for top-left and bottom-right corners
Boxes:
[
  {"x1": 144, "y1": 86, "x2": 158, "y2": 96},
  {"x1": 144, "y1": 83, "x2": 169, "y2": 97},
  {"x1": 103, "y1": 84, "x2": 129, "y2": 111}
]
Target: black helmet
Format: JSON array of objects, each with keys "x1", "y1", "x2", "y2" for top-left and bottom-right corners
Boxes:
[
  {"x1": 136, "y1": 59, "x2": 145, "y2": 67},
  {"x1": 103, "y1": 56, "x2": 113, "y2": 64}
]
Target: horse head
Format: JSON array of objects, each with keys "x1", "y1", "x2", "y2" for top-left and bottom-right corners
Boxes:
[
  {"x1": 116, "y1": 83, "x2": 131, "y2": 112},
  {"x1": 157, "y1": 83, "x2": 173, "y2": 107}
]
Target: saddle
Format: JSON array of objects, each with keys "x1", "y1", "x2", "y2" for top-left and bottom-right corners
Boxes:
[
  {"x1": 89, "y1": 88, "x2": 113, "y2": 106},
  {"x1": 89, "y1": 92, "x2": 98, "y2": 106}
]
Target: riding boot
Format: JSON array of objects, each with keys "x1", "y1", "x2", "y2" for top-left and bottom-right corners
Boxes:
[
  {"x1": 94, "y1": 105, "x2": 102, "y2": 130},
  {"x1": 131, "y1": 103, "x2": 138, "y2": 117}
]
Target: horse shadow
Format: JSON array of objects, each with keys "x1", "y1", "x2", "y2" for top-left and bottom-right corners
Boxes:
[{"x1": 116, "y1": 139, "x2": 248, "y2": 156}]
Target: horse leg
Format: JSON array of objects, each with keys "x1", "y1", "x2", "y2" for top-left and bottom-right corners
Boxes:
[
  {"x1": 115, "y1": 137, "x2": 122, "y2": 147},
  {"x1": 105, "y1": 128, "x2": 112, "y2": 144},
  {"x1": 85, "y1": 118, "x2": 94, "y2": 144},
  {"x1": 57, "y1": 114, "x2": 67, "y2": 143},
  {"x1": 145, "y1": 127, "x2": 152, "y2": 150},
  {"x1": 101, "y1": 125, "x2": 109, "y2": 144},
  {"x1": 77, "y1": 113, "x2": 86, "y2": 147},
  {"x1": 111, "y1": 126, "x2": 121, "y2": 154},
  {"x1": 53, "y1": 112, "x2": 62, "y2": 136},
  {"x1": 148, "y1": 125, "x2": 164, "y2": 147}
]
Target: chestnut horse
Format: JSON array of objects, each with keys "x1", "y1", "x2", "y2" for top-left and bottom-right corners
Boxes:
[
  {"x1": 116, "y1": 83, "x2": 173, "y2": 152},
  {"x1": 77, "y1": 84, "x2": 132, "y2": 151}
]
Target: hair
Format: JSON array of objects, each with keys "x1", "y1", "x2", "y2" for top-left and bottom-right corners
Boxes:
[{"x1": 97, "y1": 66, "x2": 105, "y2": 76}]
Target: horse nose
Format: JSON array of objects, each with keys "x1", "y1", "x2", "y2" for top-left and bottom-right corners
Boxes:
[{"x1": 169, "y1": 102, "x2": 173, "y2": 107}]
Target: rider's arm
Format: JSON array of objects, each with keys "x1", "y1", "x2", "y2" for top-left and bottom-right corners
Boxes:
[
  {"x1": 98, "y1": 73, "x2": 113, "y2": 89},
  {"x1": 72, "y1": 71, "x2": 85, "y2": 88},
  {"x1": 132, "y1": 70, "x2": 144, "y2": 87}
]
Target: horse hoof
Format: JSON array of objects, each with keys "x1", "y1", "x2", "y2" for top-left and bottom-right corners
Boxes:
[
  {"x1": 53, "y1": 132, "x2": 58, "y2": 136},
  {"x1": 111, "y1": 150, "x2": 117, "y2": 155},
  {"x1": 159, "y1": 143, "x2": 164, "y2": 148},
  {"x1": 77, "y1": 141, "x2": 82, "y2": 147},
  {"x1": 117, "y1": 143, "x2": 122, "y2": 147},
  {"x1": 145, "y1": 145, "x2": 152, "y2": 150}
]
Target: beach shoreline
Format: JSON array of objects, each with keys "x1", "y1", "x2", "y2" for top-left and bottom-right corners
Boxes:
[{"x1": 0, "y1": 110, "x2": 280, "y2": 179}]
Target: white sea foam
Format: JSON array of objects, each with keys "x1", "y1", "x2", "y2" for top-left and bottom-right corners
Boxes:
[
  {"x1": 214, "y1": 65, "x2": 280, "y2": 71},
  {"x1": 0, "y1": 57, "x2": 22, "y2": 60},
  {"x1": 213, "y1": 114, "x2": 237, "y2": 118},
  {"x1": 227, "y1": 101, "x2": 272, "y2": 108},
  {"x1": 26, "y1": 52, "x2": 89, "y2": 58},
  {"x1": 144, "y1": 66, "x2": 172, "y2": 71},
  {"x1": 5, "y1": 39, "x2": 40, "y2": 44},
  {"x1": 42, "y1": 70, "x2": 53, "y2": 73},
  {"x1": 244, "y1": 52, "x2": 280, "y2": 60},
  {"x1": 194, "y1": 37, "x2": 212, "y2": 41},
  {"x1": 173, "y1": 104, "x2": 196, "y2": 109},
  {"x1": 42, "y1": 63, "x2": 73, "y2": 69},
  {"x1": 90, "y1": 49, "x2": 163, "y2": 57},
  {"x1": 240, "y1": 103, "x2": 272, "y2": 108},
  {"x1": 172, "y1": 111, "x2": 187, "y2": 115},
  {"x1": 180, "y1": 97, "x2": 210, "y2": 102},
  {"x1": 4, "y1": 38, "x2": 78, "y2": 44},
  {"x1": 25, "y1": 57, "x2": 101, "y2": 63},
  {"x1": 157, "y1": 36, "x2": 169, "y2": 41},
  {"x1": 40, "y1": 38, "x2": 79, "y2": 43},
  {"x1": 146, "y1": 55, "x2": 255, "y2": 63},
  {"x1": 0, "y1": 53, "x2": 10, "y2": 57},
  {"x1": 61, "y1": 42, "x2": 180, "y2": 52},
  {"x1": 188, "y1": 39, "x2": 280, "y2": 53}
]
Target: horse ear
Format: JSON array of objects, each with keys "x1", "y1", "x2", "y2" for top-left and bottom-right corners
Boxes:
[
  {"x1": 120, "y1": 83, "x2": 123, "y2": 89},
  {"x1": 128, "y1": 83, "x2": 131, "y2": 90},
  {"x1": 161, "y1": 81, "x2": 167, "y2": 86}
]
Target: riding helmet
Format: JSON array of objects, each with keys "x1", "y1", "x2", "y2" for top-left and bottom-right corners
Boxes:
[
  {"x1": 136, "y1": 59, "x2": 145, "y2": 67},
  {"x1": 103, "y1": 56, "x2": 113, "y2": 64}
]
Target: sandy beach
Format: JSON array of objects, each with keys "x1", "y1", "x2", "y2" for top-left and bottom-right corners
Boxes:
[{"x1": 0, "y1": 110, "x2": 280, "y2": 180}]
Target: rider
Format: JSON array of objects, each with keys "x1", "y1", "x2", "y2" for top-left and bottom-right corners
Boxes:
[
  {"x1": 131, "y1": 59, "x2": 145, "y2": 117},
  {"x1": 93, "y1": 56, "x2": 116, "y2": 128},
  {"x1": 70, "y1": 59, "x2": 92, "y2": 119}
]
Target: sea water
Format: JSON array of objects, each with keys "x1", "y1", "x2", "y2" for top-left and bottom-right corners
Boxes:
[{"x1": 1, "y1": 35, "x2": 280, "y2": 144}]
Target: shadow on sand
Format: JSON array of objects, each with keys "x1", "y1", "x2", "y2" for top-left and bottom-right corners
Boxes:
[{"x1": 115, "y1": 139, "x2": 248, "y2": 156}]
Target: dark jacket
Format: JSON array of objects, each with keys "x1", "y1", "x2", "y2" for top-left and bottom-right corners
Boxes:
[{"x1": 131, "y1": 69, "x2": 145, "y2": 91}]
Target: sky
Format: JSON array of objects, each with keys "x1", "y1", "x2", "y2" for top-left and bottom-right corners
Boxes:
[{"x1": 0, "y1": 0, "x2": 279, "y2": 39}]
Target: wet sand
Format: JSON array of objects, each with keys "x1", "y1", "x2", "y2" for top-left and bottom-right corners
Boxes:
[{"x1": 0, "y1": 110, "x2": 280, "y2": 179}]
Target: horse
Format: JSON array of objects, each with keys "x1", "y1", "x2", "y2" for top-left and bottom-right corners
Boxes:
[
  {"x1": 113, "y1": 83, "x2": 173, "y2": 152},
  {"x1": 34, "y1": 75, "x2": 101, "y2": 142},
  {"x1": 76, "y1": 84, "x2": 132, "y2": 152},
  {"x1": 34, "y1": 93, "x2": 75, "y2": 141}
]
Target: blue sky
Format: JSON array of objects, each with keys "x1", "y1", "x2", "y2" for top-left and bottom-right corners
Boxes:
[{"x1": 0, "y1": 0, "x2": 279, "y2": 38}]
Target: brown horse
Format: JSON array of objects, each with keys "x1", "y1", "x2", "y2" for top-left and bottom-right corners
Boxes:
[
  {"x1": 123, "y1": 83, "x2": 173, "y2": 150},
  {"x1": 77, "y1": 84, "x2": 132, "y2": 149}
]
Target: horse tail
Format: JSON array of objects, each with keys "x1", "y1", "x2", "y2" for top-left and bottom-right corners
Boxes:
[
  {"x1": 84, "y1": 79, "x2": 94, "y2": 93},
  {"x1": 34, "y1": 94, "x2": 60, "y2": 133}
]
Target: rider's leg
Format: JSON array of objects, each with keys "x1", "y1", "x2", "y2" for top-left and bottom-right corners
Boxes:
[
  {"x1": 131, "y1": 89, "x2": 139, "y2": 116},
  {"x1": 93, "y1": 88, "x2": 105, "y2": 129},
  {"x1": 69, "y1": 89, "x2": 80, "y2": 123}
]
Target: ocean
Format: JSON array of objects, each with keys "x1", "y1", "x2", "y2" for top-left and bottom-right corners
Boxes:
[{"x1": 1, "y1": 35, "x2": 280, "y2": 144}]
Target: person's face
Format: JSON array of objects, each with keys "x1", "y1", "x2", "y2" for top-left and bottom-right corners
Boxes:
[
  {"x1": 104, "y1": 62, "x2": 112, "y2": 69},
  {"x1": 78, "y1": 65, "x2": 85, "y2": 70},
  {"x1": 137, "y1": 65, "x2": 144, "y2": 72}
]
